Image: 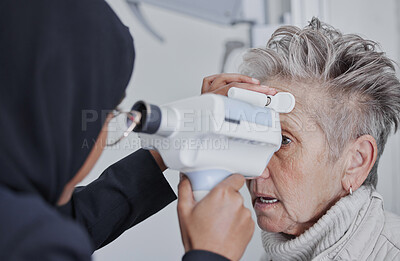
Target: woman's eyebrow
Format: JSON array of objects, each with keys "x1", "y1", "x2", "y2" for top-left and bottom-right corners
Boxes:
[
  {"x1": 281, "y1": 124, "x2": 298, "y2": 137},
  {"x1": 281, "y1": 121, "x2": 304, "y2": 143},
  {"x1": 281, "y1": 113, "x2": 303, "y2": 132}
]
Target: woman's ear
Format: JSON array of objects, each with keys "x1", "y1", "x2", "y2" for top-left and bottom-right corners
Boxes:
[{"x1": 341, "y1": 135, "x2": 377, "y2": 193}]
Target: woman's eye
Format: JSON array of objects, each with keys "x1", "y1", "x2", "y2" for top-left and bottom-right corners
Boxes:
[{"x1": 281, "y1": 135, "x2": 292, "y2": 146}]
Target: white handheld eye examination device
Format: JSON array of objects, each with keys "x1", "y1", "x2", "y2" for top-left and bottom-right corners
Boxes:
[{"x1": 132, "y1": 87, "x2": 295, "y2": 201}]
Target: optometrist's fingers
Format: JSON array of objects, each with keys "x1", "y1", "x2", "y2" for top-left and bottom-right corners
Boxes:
[
  {"x1": 177, "y1": 174, "x2": 193, "y2": 252},
  {"x1": 181, "y1": 173, "x2": 253, "y2": 261},
  {"x1": 217, "y1": 174, "x2": 246, "y2": 193},
  {"x1": 201, "y1": 73, "x2": 260, "y2": 94},
  {"x1": 211, "y1": 82, "x2": 277, "y2": 96},
  {"x1": 201, "y1": 74, "x2": 219, "y2": 93},
  {"x1": 177, "y1": 174, "x2": 195, "y2": 216}
]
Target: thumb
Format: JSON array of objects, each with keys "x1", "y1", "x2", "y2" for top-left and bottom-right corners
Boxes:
[
  {"x1": 218, "y1": 174, "x2": 245, "y2": 192},
  {"x1": 177, "y1": 174, "x2": 195, "y2": 216}
]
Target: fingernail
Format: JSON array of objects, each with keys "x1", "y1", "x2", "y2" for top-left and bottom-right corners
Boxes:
[
  {"x1": 252, "y1": 78, "x2": 260, "y2": 84},
  {"x1": 261, "y1": 85, "x2": 269, "y2": 88}
]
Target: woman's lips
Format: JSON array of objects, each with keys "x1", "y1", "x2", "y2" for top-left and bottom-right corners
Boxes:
[
  {"x1": 253, "y1": 194, "x2": 280, "y2": 210},
  {"x1": 259, "y1": 197, "x2": 279, "y2": 204}
]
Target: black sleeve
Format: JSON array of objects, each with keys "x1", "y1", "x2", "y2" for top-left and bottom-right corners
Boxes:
[
  {"x1": 183, "y1": 250, "x2": 231, "y2": 261},
  {"x1": 58, "y1": 149, "x2": 177, "y2": 249}
]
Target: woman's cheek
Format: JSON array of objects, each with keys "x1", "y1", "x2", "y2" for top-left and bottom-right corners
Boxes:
[
  {"x1": 271, "y1": 143, "x2": 311, "y2": 198},
  {"x1": 272, "y1": 150, "x2": 303, "y2": 184},
  {"x1": 272, "y1": 153, "x2": 310, "y2": 205}
]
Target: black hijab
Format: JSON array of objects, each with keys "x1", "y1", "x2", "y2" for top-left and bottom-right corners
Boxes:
[{"x1": 0, "y1": 0, "x2": 135, "y2": 205}]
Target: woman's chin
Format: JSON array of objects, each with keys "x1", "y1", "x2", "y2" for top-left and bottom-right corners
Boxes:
[
  {"x1": 253, "y1": 199, "x2": 294, "y2": 233},
  {"x1": 256, "y1": 215, "x2": 285, "y2": 233}
]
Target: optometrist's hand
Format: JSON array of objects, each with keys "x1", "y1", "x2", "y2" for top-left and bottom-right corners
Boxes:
[
  {"x1": 149, "y1": 150, "x2": 167, "y2": 172},
  {"x1": 201, "y1": 73, "x2": 277, "y2": 96},
  {"x1": 177, "y1": 174, "x2": 254, "y2": 261}
]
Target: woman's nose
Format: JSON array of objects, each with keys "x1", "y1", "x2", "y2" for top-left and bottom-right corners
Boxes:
[{"x1": 256, "y1": 167, "x2": 271, "y2": 180}]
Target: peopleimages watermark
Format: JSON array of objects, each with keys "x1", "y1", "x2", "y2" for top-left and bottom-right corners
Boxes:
[
  {"x1": 81, "y1": 108, "x2": 284, "y2": 133},
  {"x1": 80, "y1": 107, "x2": 319, "y2": 150},
  {"x1": 81, "y1": 110, "x2": 113, "y2": 131},
  {"x1": 82, "y1": 136, "x2": 230, "y2": 151}
]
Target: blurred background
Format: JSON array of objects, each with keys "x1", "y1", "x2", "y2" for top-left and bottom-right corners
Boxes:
[{"x1": 80, "y1": 0, "x2": 400, "y2": 260}]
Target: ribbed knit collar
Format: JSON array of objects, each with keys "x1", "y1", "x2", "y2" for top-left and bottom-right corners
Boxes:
[{"x1": 261, "y1": 186, "x2": 372, "y2": 261}]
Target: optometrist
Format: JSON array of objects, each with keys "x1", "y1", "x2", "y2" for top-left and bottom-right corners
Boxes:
[{"x1": 0, "y1": 1, "x2": 278, "y2": 261}]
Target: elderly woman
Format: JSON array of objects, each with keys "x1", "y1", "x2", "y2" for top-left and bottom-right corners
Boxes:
[{"x1": 199, "y1": 18, "x2": 400, "y2": 260}]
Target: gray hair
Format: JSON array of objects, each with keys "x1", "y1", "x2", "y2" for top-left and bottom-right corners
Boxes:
[{"x1": 240, "y1": 17, "x2": 400, "y2": 188}]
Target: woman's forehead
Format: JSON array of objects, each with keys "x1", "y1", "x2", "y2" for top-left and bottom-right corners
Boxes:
[
  {"x1": 267, "y1": 78, "x2": 324, "y2": 109},
  {"x1": 267, "y1": 80, "x2": 322, "y2": 133},
  {"x1": 268, "y1": 80, "x2": 312, "y2": 102}
]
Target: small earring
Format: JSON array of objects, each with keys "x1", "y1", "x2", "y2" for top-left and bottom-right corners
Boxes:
[{"x1": 349, "y1": 186, "x2": 353, "y2": 195}]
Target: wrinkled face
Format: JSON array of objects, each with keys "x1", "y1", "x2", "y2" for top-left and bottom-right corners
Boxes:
[{"x1": 247, "y1": 81, "x2": 346, "y2": 236}]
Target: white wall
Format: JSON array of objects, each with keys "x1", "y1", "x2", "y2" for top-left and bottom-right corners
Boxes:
[{"x1": 80, "y1": 1, "x2": 400, "y2": 260}]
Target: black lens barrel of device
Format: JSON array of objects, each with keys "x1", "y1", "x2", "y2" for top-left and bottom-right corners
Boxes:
[{"x1": 131, "y1": 101, "x2": 162, "y2": 134}]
